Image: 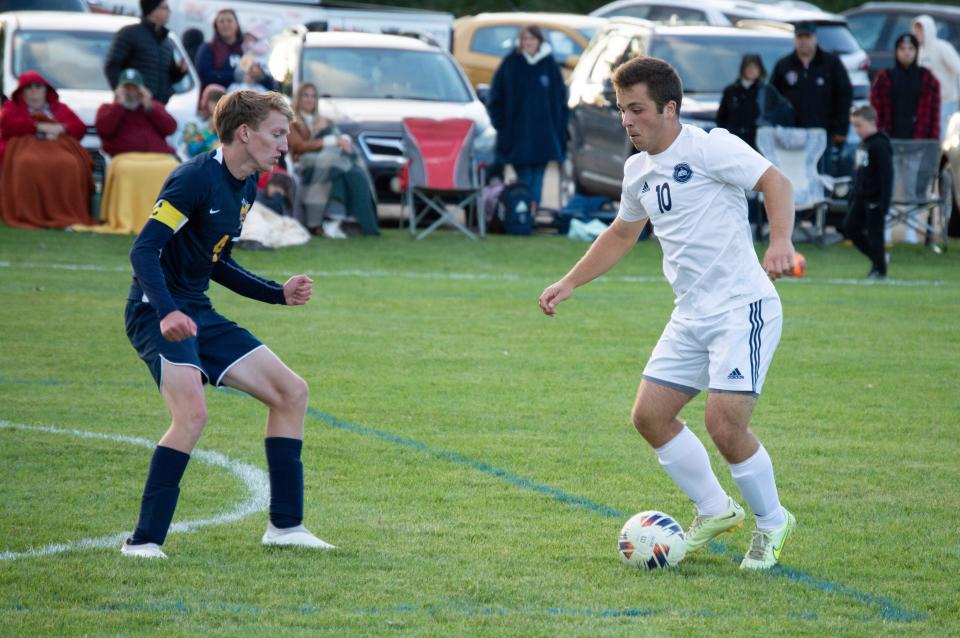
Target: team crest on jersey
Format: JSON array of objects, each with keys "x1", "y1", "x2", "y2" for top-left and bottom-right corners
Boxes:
[
  {"x1": 673, "y1": 163, "x2": 693, "y2": 184},
  {"x1": 239, "y1": 197, "x2": 251, "y2": 224}
]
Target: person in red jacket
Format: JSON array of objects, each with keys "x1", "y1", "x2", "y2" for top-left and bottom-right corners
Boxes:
[
  {"x1": 95, "y1": 68, "x2": 177, "y2": 157},
  {"x1": 0, "y1": 70, "x2": 94, "y2": 228}
]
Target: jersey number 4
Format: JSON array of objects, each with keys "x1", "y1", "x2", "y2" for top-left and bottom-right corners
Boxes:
[{"x1": 655, "y1": 183, "x2": 672, "y2": 214}]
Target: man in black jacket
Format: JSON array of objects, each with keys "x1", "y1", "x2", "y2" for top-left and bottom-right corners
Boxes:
[
  {"x1": 771, "y1": 22, "x2": 853, "y2": 153},
  {"x1": 104, "y1": 0, "x2": 187, "y2": 105}
]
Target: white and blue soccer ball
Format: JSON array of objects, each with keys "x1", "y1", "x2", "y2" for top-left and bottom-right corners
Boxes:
[{"x1": 618, "y1": 510, "x2": 687, "y2": 569}]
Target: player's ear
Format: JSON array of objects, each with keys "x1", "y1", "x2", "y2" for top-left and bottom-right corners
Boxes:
[{"x1": 237, "y1": 123, "x2": 249, "y2": 143}]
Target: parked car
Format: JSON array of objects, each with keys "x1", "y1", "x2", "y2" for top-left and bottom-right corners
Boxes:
[
  {"x1": 0, "y1": 11, "x2": 199, "y2": 159},
  {"x1": 0, "y1": 1, "x2": 87, "y2": 11},
  {"x1": 843, "y1": 2, "x2": 960, "y2": 77},
  {"x1": 269, "y1": 29, "x2": 495, "y2": 200},
  {"x1": 452, "y1": 12, "x2": 607, "y2": 87},
  {"x1": 590, "y1": 0, "x2": 870, "y2": 98},
  {"x1": 565, "y1": 18, "x2": 799, "y2": 198}
]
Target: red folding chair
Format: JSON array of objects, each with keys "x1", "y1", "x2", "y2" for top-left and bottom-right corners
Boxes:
[{"x1": 401, "y1": 117, "x2": 484, "y2": 240}]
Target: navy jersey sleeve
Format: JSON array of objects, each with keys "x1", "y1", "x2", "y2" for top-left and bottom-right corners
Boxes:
[
  {"x1": 128, "y1": 164, "x2": 206, "y2": 319},
  {"x1": 211, "y1": 244, "x2": 286, "y2": 305}
]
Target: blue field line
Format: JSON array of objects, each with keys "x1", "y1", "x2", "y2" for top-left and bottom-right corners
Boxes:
[
  {"x1": 307, "y1": 407, "x2": 625, "y2": 519},
  {"x1": 0, "y1": 376, "x2": 926, "y2": 623}
]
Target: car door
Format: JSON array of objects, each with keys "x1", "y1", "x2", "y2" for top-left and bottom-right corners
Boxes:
[{"x1": 570, "y1": 30, "x2": 641, "y2": 195}]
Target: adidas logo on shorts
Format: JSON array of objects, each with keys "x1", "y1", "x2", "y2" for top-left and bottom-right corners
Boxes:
[{"x1": 727, "y1": 368, "x2": 744, "y2": 380}]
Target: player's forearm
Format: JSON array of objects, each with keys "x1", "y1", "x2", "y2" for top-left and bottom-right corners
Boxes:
[
  {"x1": 561, "y1": 219, "x2": 642, "y2": 289},
  {"x1": 129, "y1": 220, "x2": 179, "y2": 318},
  {"x1": 758, "y1": 169, "x2": 795, "y2": 247}
]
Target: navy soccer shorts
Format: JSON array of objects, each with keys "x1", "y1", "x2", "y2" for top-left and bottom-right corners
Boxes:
[{"x1": 125, "y1": 299, "x2": 263, "y2": 389}]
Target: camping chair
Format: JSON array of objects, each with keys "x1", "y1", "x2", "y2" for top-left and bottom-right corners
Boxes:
[
  {"x1": 756, "y1": 126, "x2": 836, "y2": 246},
  {"x1": 888, "y1": 140, "x2": 952, "y2": 253},
  {"x1": 401, "y1": 117, "x2": 484, "y2": 240}
]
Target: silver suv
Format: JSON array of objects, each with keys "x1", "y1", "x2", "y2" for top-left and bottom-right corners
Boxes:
[{"x1": 269, "y1": 29, "x2": 495, "y2": 200}]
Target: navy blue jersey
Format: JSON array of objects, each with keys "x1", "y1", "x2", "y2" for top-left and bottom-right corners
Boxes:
[{"x1": 129, "y1": 148, "x2": 285, "y2": 319}]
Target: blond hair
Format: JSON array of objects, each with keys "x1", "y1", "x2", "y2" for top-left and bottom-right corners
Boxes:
[{"x1": 213, "y1": 90, "x2": 294, "y2": 144}]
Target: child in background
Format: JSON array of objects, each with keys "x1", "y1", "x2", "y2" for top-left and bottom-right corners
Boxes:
[{"x1": 844, "y1": 105, "x2": 893, "y2": 279}]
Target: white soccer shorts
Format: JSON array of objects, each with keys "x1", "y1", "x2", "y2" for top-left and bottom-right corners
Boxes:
[{"x1": 642, "y1": 297, "x2": 782, "y2": 396}]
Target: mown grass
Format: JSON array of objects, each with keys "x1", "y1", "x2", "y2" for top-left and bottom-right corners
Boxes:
[{"x1": 0, "y1": 225, "x2": 958, "y2": 636}]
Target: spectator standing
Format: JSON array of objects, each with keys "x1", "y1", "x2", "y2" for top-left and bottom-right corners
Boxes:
[
  {"x1": 912, "y1": 15, "x2": 960, "y2": 139},
  {"x1": 288, "y1": 82, "x2": 379, "y2": 237},
  {"x1": 717, "y1": 53, "x2": 795, "y2": 150},
  {"x1": 0, "y1": 71, "x2": 94, "y2": 229},
  {"x1": 179, "y1": 83, "x2": 226, "y2": 159},
  {"x1": 104, "y1": 0, "x2": 188, "y2": 105},
  {"x1": 844, "y1": 105, "x2": 893, "y2": 279},
  {"x1": 96, "y1": 68, "x2": 177, "y2": 157},
  {"x1": 870, "y1": 33, "x2": 940, "y2": 245},
  {"x1": 196, "y1": 11, "x2": 276, "y2": 94},
  {"x1": 771, "y1": 21, "x2": 852, "y2": 167},
  {"x1": 487, "y1": 25, "x2": 568, "y2": 207}
]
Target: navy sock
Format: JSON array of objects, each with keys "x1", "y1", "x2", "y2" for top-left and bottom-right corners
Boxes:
[
  {"x1": 130, "y1": 446, "x2": 190, "y2": 545},
  {"x1": 265, "y1": 437, "x2": 304, "y2": 529}
]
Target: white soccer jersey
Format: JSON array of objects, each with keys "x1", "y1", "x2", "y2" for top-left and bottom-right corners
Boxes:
[{"x1": 618, "y1": 125, "x2": 777, "y2": 317}]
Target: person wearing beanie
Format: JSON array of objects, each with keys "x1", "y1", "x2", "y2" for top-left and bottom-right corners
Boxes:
[{"x1": 103, "y1": 0, "x2": 188, "y2": 104}]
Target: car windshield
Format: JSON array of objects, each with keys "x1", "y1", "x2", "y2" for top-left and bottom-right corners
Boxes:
[
  {"x1": 0, "y1": 0, "x2": 86, "y2": 9},
  {"x1": 12, "y1": 29, "x2": 112, "y2": 90},
  {"x1": 302, "y1": 47, "x2": 472, "y2": 102},
  {"x1": 813, "y1": 24, "x2": 861, "y2": 55},
  {"x1": 650, "y1": 35, "x2": 793, "y2": 93}
]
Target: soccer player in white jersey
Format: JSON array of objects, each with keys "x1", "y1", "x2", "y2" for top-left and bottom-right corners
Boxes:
[{"x1": 539, "y1": 57, "x2": 799, "y2": 570}]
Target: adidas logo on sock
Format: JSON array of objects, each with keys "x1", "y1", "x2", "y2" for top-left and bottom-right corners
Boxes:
[
  {"x1": 727, "y1": 368, "x2": 744, "y2": 380},
  {"x1": 641, "y1": 181, "x2": 651, "y2": 194}
]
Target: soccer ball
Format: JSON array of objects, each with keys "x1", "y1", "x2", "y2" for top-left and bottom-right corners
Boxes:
[{"x1": 618, "y1": 510, "x2": 687, "y2": 569}]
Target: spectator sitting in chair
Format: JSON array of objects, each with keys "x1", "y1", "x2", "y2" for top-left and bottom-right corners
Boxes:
[
  {"x1": 96, "y1": 68, "x2": 177, "y2": 157},
  {"x1": 179, "y1": 83, "x2": 226, "y2": 159},
  {"x1": 0, "y1": 70, "x2": 94, "y2": 229},
  {"x1": 289, "y1": 82, "x2": 379, "y2": 237},
  {"x1": 93, "y1": 68, "x2": 180, "y2": 234}
]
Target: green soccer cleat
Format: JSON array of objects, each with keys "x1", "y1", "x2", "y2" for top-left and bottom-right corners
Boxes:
[
  {"x1": 684, "y1": 498, "x2": 746, "y2": 553},
  {"x1": 739, "y1": 508, "x2": 796, "y2": 570}
]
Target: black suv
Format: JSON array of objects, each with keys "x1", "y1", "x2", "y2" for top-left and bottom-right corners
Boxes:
[{"x1": 564, "y1": 19, "x2": 795, "y2": 200}]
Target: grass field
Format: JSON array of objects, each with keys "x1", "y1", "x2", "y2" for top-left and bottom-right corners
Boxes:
[{"x1": 1, "y1": 224, "x2": 958, "y2": 636}]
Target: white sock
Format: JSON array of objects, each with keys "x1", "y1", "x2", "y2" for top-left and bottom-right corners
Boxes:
[
  {"x1": 729, "y1": 445, "x2": 786, "y2": 530},
  {"x1": 655, "y1": 426, "x2": 729, "y2": 516}
]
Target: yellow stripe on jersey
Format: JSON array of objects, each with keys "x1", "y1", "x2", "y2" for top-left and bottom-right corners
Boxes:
[{"x1": 150, "y1": 199, "x2": 188, "y2": 232}]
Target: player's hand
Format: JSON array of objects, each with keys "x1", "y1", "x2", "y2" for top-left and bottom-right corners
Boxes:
[
  {"x1": 539, "y1": 280, "x2": 574, "y2": 316},
  {"x1": 160, "y1": 310, "x2": 197, "y2": 342},
  {"x1": 763, "y1": 241, "x2": 796, "y2": 281},
  {"x1": 284, "y1": 274, "x2": 313, "y2": 305}
]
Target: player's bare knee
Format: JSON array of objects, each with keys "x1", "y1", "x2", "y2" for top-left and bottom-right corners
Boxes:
[
  {"x1": 284, "y1": 374, "x2": 309, "y2": 411},
  {"x1": 631, "y1": 403, "x2": 660, "y2": 436}
]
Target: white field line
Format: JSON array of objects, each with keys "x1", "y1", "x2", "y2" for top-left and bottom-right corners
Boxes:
[
  {"x1": 0, "y1": 421, "x2": 269, "y2": 561},
  {"x1": 0, "y1": 260, "x2": 955, "y2": 288}
]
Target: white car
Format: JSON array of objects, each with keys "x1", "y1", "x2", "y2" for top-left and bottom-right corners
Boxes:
[
  {"x1": 589, "y1": 0, "x2": 870, "y2": 98},
  {"x1": 0, "y1": 11, "x2": 200, "y2": 156},
  {"x1": 269, "y1": 29, "x2": 494, "y2": 200}
]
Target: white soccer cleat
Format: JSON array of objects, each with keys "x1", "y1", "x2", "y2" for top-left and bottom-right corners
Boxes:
[
  {"x1": 684, "y1": 498, "x2": 746, "y2": 553},
  {"x1": 262, "y1": 523, "x2": 335, "y2": 550},
  {"x1": 120, "y1": 539, "x2": 168, "y2": 559},
  {"x1": 740, "y1": 507, "x2": 796, "y2": 570}
]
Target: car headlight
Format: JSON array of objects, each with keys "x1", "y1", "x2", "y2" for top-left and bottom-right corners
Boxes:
[{"x1": 473, "y1": 125, "x2": 497, "y2": 161}]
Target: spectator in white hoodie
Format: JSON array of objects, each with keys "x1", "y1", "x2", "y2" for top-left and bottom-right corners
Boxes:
[{"x1": 912, "y1": 14, "x2": 960, "y2": 138}]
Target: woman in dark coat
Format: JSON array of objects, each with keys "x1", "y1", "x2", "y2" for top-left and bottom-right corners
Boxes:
[
  {"x1": 487, "y1": 25, "x2": 568, "y2": 206},
  {"x1": 716, "y1": 53, "x2": 794, "y2": 150},
  {"x1": 194, "y1": 9, "x2": 275, "y2": 93}
]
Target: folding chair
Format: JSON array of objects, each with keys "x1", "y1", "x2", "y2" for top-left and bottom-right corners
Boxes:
[
  {"x1": 756, "y1": 126, "x2": 835, "y2": 246},
  {"x1": 401, "y1": 117, "x2": 484, "y2": 240},
  {"x1": 888, "y1": 140, "x2": 952, "y2": 253}
]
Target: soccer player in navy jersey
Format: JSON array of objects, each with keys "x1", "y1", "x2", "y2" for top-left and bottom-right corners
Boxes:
[{"x1": 122, "y1": 90, "x2": 331, "y2": 558}]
